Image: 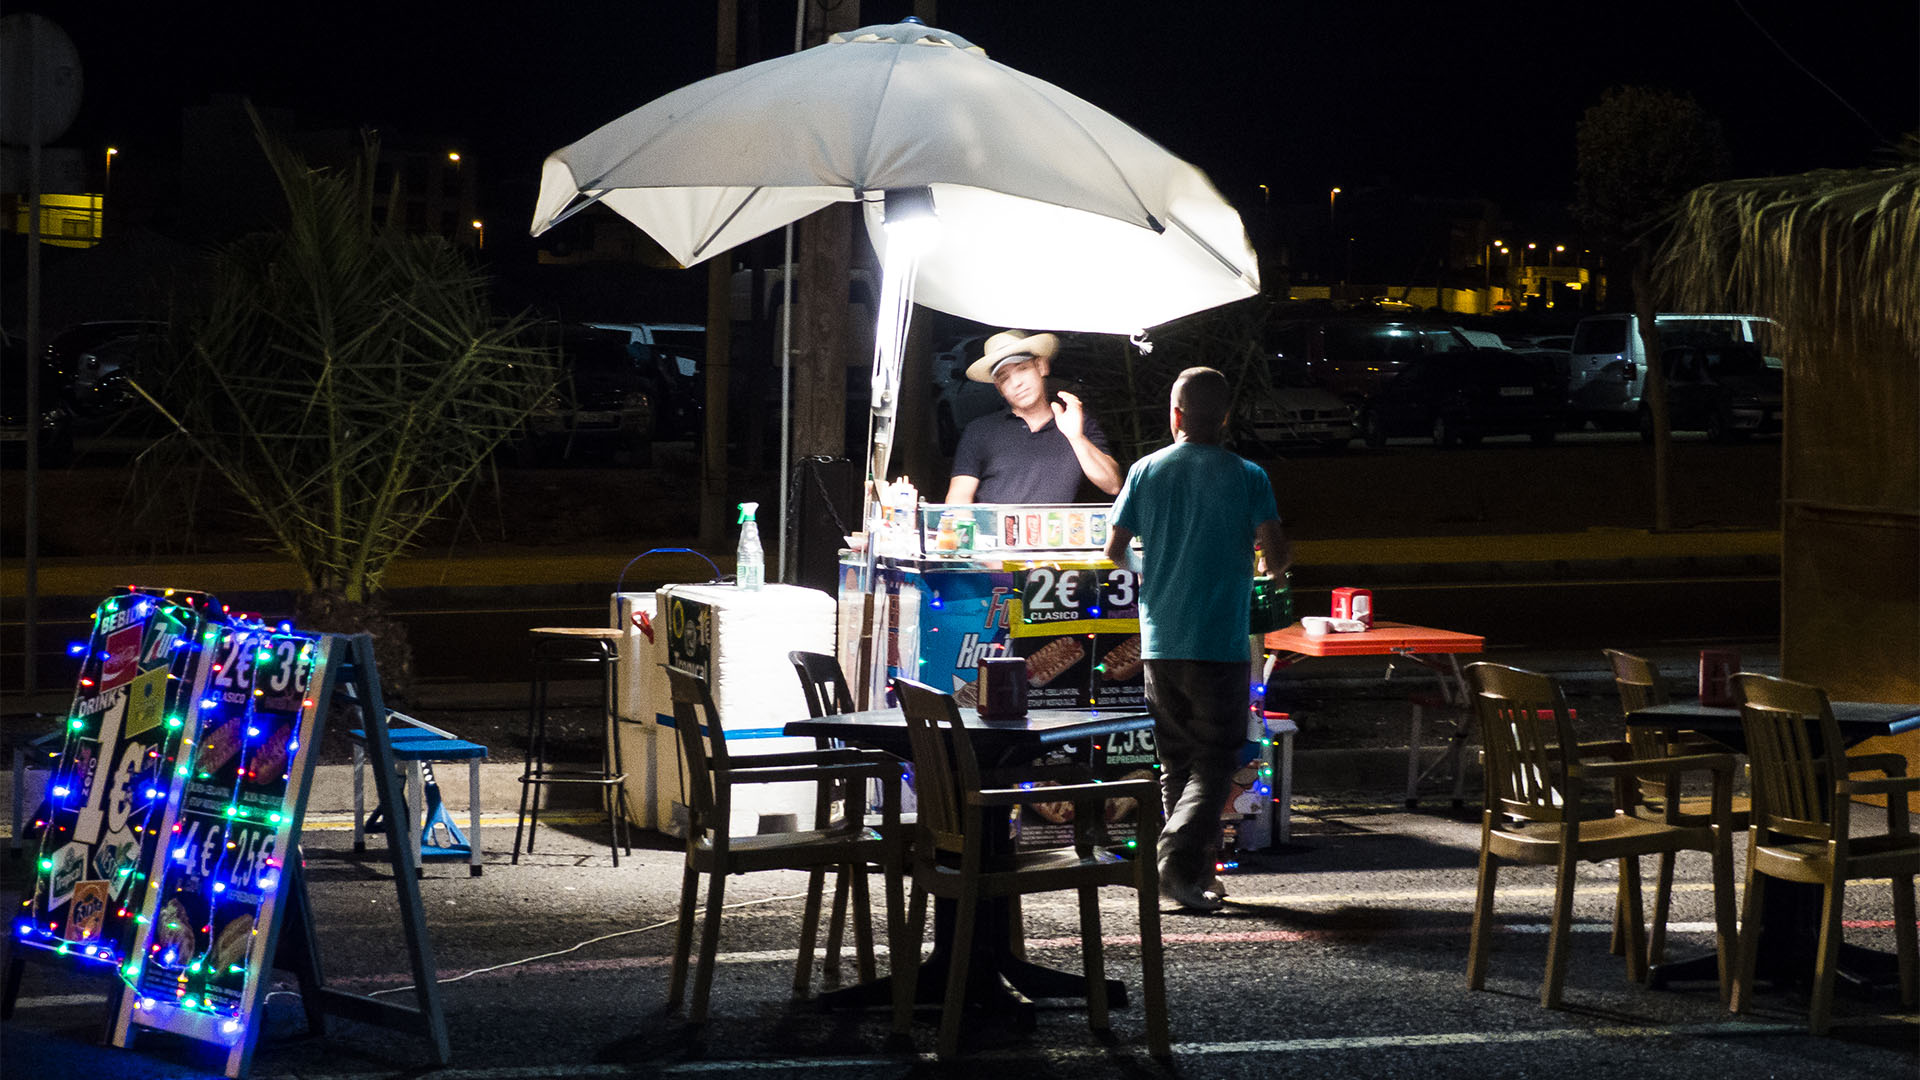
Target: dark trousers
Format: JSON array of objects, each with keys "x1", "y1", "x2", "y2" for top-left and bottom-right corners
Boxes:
[{"x1": 1143, "y1": 658, "x2": 1251, "y2": 890}]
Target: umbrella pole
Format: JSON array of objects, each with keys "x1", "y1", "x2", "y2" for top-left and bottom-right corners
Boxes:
[{"x1": 777, "y1": 222, "x2": 794, "y2": 581}]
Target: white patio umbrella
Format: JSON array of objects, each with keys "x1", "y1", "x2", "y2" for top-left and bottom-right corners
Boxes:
[
  {"x1": 531, "y1": 19, "x2": 1260, "y2": 579},
  {"x1": 530, "y1": 19, "x2": 1259, "y2": 334}
]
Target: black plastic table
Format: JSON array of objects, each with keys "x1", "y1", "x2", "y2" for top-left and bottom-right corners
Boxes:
[{"x1": 1624, "y1": 698, "x2": 1919, "y2": 993}]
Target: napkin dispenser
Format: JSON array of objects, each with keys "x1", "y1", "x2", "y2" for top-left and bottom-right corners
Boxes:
[{"x1": 978, "y1": 655, "x2": 1028, "y2": 718}]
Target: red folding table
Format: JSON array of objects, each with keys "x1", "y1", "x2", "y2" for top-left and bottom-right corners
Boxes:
[{"x1": 1263, "y1": 620, "x2": 1487, "y2": 807}]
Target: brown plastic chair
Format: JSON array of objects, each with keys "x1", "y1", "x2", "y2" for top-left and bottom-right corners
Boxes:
[
  {"x1": 664, "y1": 668, "x2": 911, "y2": 1026},
  {"x1": 892, "y1": 677, "x2": 1170, "y2": 1059},
  {"x1": 788, "y1": 650, "x2": 876, "y2": 988},
  {"x1": 1465, "y1": 662, "x2": 1739, "y2": 1007},
  {"x1": 1604, "y1": 648, "x2": 1751, "y2": 963},
  {"x1": 1730, "y1": 673, "x2": 1919, "y2": 1034}
]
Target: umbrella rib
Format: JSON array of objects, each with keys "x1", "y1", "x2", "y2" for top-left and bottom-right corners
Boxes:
[
  {"x1": 1166, "y1": 211, "x2": 1254, "y2": 279},
  {"x1": 688, "y1": 187, "x2": 766, "y2": 263},
  {"x1": 992, "y1": 63, "x2": 1164, "y2": 232},
  {"x1": 544, "y1": 190, "x2": 610, "y2": 231}
]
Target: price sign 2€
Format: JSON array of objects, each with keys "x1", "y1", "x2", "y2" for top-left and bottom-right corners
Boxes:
[{"x1": 1017, "y1": 566, "x2": 1137, "y2": 630}]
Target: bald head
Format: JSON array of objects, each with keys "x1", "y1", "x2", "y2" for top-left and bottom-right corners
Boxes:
[{"x1": 1171, "y1": 366, "x2": 1231, "y2": 442}]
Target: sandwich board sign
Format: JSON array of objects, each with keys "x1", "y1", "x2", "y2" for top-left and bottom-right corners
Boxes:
[
  {"x1": 8, "y1": 588, "x2": 222, "y2": 987},
  {"x1": 111, "y1": 630, "x2": 450, "y2": 1077}
]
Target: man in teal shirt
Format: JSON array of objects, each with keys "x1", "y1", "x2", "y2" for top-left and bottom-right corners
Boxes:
[{"x1": 1104, "y1": 367, "x2": 1290, "y2": 911}]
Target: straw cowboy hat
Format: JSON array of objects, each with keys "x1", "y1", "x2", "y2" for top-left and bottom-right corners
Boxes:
[{"x1": 966, "y1": 330, "x2": 1059, "y2": 383}]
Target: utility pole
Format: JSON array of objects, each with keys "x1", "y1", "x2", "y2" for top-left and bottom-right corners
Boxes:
[
  {"x1": 790, "y1": 0, "x2": 860, "y2": 463},
  {"x1": 700, "y1": 2, "x2": 739, "y2": 548}
]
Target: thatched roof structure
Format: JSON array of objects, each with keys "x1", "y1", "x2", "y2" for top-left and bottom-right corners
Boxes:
[{"x1": 1654, "y1": 148, "x2": 1918, "y2": 707}]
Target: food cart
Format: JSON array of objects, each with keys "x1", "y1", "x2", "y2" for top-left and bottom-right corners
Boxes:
[{"x1": 838, "y1": 488, "x2": 1282, "y2": 852}]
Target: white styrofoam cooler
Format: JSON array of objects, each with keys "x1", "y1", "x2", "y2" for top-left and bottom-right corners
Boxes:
[
  {"x1": 611, "y1": 591, "x2": 665, "y2": 830},
  {"x1": 614, "y1": 584, "x2": 834, "y2": 838}
]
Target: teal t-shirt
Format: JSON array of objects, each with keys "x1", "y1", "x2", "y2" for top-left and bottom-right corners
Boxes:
[{"x1": 1110, "y1": 441, "x2": 1279, "y2": 662}]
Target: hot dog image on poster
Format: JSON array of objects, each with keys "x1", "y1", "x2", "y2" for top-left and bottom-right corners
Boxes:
[{"x1": 127, "y1": 625, "x2": 315, "y2": 1024}]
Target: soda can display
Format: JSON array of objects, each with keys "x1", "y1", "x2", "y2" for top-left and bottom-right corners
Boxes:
[
  {"x1": 1045, "y1": 511, "x2": 1064, "y2": 546},
  {"x1": 1089, "y1": 511, "x2": 1108, "y2": 546},
  {"x1": 1024, "y1": 513, "x2": 1043, "y2": 547},
  {"x1": 1003, "y1": 511, "x2": 1021, "y2": 547},
  {"x1": 954, "y1": 518, "x2": 975, "y2": 555},
  {"x1": 1067, "y1": 511, "x2": 1087, "y2": 546}
]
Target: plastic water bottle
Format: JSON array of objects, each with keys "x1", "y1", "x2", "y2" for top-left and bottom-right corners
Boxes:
[{"x1": 735, "y1": 502, "x2": 764, "y2": 591}]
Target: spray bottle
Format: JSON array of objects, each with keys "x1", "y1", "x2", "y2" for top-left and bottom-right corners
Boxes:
[{"x1": 735, "y1": 502, "x2": 764, "y2": 591}]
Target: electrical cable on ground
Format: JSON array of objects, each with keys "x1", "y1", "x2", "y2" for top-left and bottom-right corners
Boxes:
[{"x1": 264, "y1": 890, "x2": 811, "y2": 1005}]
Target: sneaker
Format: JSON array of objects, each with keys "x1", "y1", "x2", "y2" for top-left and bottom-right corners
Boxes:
[{"x1": 1163, "y1": 877, "x2": 1226, "y2": 912}]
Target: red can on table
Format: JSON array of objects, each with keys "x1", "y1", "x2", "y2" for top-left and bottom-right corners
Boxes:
[
  {"x1": 1331, "y1": 587, "x2": 1373, "y2": 628},
  {"x1": 1698, "y1": 648, "x2": 1740, "y2": 707}
]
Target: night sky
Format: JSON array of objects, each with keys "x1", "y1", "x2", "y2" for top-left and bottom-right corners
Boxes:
[{"x1": 45, "y1": 1, "x2": 1920, "y2": 239}]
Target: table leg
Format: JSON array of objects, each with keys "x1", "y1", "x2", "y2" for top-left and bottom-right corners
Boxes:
[{"x1": 1650, "y1": 877, "x2": 1903, "y2": 996}]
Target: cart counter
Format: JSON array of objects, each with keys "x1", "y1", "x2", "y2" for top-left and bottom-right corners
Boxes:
[{"x1": 838, "y1": 502, "x2": 1144, "y2": 713}]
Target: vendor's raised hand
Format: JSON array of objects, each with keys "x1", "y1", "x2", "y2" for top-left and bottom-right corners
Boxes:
[{"x1": 1052, "y1": 390, "x2": 1087, "y2": 439}]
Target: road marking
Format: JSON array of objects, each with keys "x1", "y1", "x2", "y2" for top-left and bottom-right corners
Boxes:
[{"x1": 21, "y1": 912, "x2": 1908, "y2": 1012}]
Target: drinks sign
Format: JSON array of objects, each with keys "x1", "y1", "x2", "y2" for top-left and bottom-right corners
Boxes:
[{"x1": 14, "y1": 589, "x2": 221, "y2": 974}]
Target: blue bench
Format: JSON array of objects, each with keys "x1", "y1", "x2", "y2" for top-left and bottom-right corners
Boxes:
[{"x1": 350, "y1": 712, "x2": 489, "y2": 876}]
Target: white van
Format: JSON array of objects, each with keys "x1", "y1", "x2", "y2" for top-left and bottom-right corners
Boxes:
[{"x1": 1565, "y1": 313, "x2": 1777, "y2": 428}]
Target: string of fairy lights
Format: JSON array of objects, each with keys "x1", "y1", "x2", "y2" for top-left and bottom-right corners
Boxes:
[{"x1": 15, "y1": 586, "x2": 323, "y2": 1043}]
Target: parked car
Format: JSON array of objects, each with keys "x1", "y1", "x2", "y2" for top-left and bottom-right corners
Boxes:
[
  {"x1": 1266, "y1": 316, "x2": 1478, "y2": 405},
  {"x1": 45, "y1": 319, "x2": 166, "y2": 418},
  {"x1": 1357, "y1": 348, "x2": 1567, "y2": 448},
  {"x1": 584, "y1": 321, "x2": 706, "y2": 440},
  {"x1": 1566, "y1": 312, "x2": 1777, "y2": 429},
  {"x1": 511, "y1": 323, "x2": 656, "y2": 466},
  {"x1": 2, "y1": 330, "x2": 75, "y2": 467},
  {"x1": 1238, "y1": 354, "x2": 1356, "y2": 451},
  {"x1": 1641, "y1": 342, "x2": 1782, "y2": 442}
]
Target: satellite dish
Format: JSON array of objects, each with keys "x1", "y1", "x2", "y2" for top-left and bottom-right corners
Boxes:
[{"x1": 0, "y1": 13, "x2": 83, "y2": 147}]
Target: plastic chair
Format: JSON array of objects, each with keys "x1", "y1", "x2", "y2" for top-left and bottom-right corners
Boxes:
[
  {"x1": 1730, "y1": 673, "x2": 1919, "y2": 1034},
  {"x1": 788, "y1": 650, "x2": 877, "y2": 988},
  {"x1": 892, "y1": 676, "x2": 1170, "y2": 1059},
  {"x1": 1464, "y1": 662, "x2": 1738, "y2": 1008},
  {"x1": 1604, "y1": 648, "x2": 1751, "y2": 963},
  {"x1": 664, "y1": 668, "x2": 911, "y2": 1026}
]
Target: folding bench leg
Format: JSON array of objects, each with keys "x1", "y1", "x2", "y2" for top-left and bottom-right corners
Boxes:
[
  {"x1": 408, "y1": 762, "x2": 427, "y2": 876},
  {"x1": 468, "y1": 758, "x2": 483, "y2": 876}
]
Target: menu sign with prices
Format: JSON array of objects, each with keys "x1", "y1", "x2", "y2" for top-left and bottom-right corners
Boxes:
[
  {"x1": 13, "y1": 588, "x2": 222, "y2": 976},
  {"x1": 1006, "y1": 562, "x2": 1144, "y2": 709},
  {"x1": 118, "y1": 625, "x2": 325, "y2": 1058}
]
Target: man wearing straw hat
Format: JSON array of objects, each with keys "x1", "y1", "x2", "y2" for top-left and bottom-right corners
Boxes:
[{"x1": 943, "y1": 330, "x2": 1122, "y2": 505}]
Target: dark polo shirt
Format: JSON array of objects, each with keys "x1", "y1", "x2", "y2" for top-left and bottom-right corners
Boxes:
[{"x1": 950, "y1": 410, "x2": 1112, "y2": 503}]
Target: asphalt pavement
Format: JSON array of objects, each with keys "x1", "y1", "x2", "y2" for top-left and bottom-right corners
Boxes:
[
  {"x1": 5, "y1": 635, "x2": 1915, "y2": 1080},
  {"x1": 6, "y1": 785, "x2": 1915, "y2": 1080}
]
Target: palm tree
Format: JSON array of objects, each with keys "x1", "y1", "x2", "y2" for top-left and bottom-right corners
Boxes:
[
  {"x1": 1652, "y1": 141, "x2": 1919, "y2": 705},
  {"x1": 133, "y1": 115, "x2": 558, "y2": 698}
]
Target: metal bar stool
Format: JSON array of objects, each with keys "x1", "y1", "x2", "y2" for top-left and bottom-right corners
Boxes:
[{"x1": 513, "y1": 627, "x2": 633, "y2": 865}]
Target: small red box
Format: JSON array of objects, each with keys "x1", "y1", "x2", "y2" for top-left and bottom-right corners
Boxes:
[
  {"x1": 1699, "y1": 648, "x2": 1740, "y2": 707},
  {"x1": 1331, "y1": 587, "x2": 1373, "y2": 628}
]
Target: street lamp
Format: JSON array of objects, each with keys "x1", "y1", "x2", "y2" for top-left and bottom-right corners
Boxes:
[
  {"x1": 1329, "y1": 186, "x2": 1341, "y2": 226},
  {"x1": 471, "y1": 219, "x2": 484, "y2": 250},
  {"x1": 1550, "y1": 243, "x2": 1565, "y2": 267},
  {"x1": 103, "y1": 147, "x2": 117, "y2": 240},
  {"x1": 447, "y1": 151, "x2": 461, "y2": 165}
]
